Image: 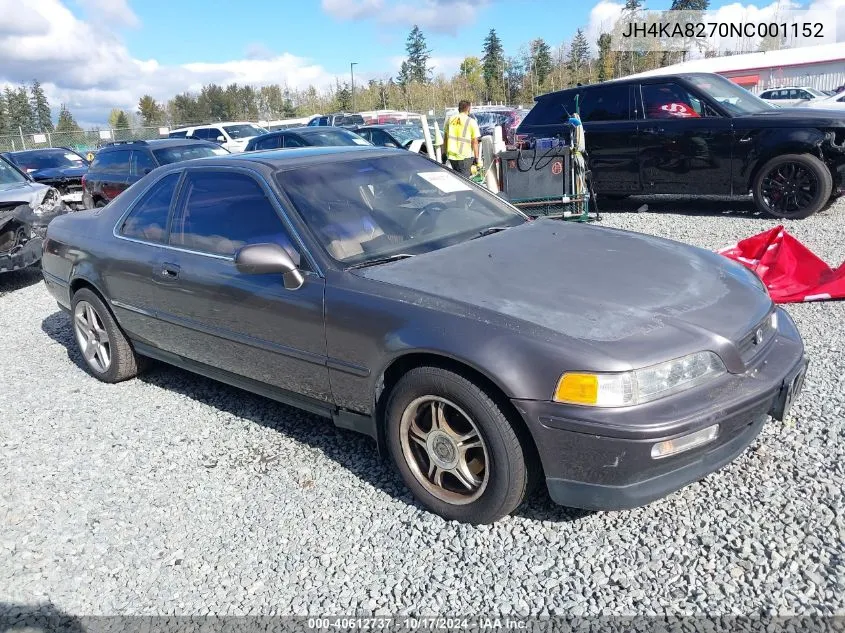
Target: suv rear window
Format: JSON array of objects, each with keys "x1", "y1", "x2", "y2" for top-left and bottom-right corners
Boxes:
[
  {"x1": 520, "y1": 91, "x2": 580, "y2": 127},
  {"x1": 91, "y1": 149, "x2": 131, "y2": 172}
]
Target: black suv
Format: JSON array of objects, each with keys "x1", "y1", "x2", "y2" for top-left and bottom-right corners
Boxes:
[
  {"x1": 517, "y1": 72, "x2": 845, "y2": 219},
  {"x1": 82, "y1": 139, "x2": 228, "y2": 208}
]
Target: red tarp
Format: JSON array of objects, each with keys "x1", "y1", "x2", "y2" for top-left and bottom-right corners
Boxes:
[{"x1": 718, "y1": 225, "x2": 845, "y2": 303}]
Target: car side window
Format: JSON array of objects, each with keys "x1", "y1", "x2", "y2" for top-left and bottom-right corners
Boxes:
[
  {"x1": 255, "y1": 135, "x2": 281, "y2": 150},
  {"x1": 283, "y1": 135, "x2": 304, "y2": 148},
  {"x1": 357, "y1": 130, "x2": 372, "y2": 142},
  {"x1": 579, "y1": 85, "x2": 631, "y2": 122},
  {"x1": 130, "y1": 150, "x2": 156, "y2": 176},
  {"x1": 119, "y1": 172, "x2": 180, "y2": 242},
  {"x1": 169, "y1": 171, "x2": 296, "y2": 258},
  {"x1": 91, "y1": 149, "x2": 131, "y2": 172},
  {"x1": 642, "y1": 82, "x2": 704, "y2": 119},
  {"x1": 370, "y1": 130, "x2": 393, "y2": 146}
]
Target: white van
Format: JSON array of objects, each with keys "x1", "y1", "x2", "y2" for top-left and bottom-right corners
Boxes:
[{"x1": 168, "y1": 121, "x2": 268, "y2": 153}]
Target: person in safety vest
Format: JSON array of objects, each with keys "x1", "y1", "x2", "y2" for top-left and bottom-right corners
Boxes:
[{"x1": 442, "y1": 99, "x2": 481, "y2": 177}]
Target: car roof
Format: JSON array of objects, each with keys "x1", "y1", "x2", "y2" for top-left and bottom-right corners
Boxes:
[
  {"x1": 166, "y1": 145, "x2": 398, "y2": 171},
  {"x1": 98, "y1": 139, "x2": 217, "y2": 151},
  {"x1": 6, "y1": 147, "x2": 83, "y2": 156},
  {"x1": 535, "y1": 72, "x2": 722, "y2": 99}
]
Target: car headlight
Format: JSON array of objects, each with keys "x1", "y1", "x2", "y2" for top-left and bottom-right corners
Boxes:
[
  {"x1": 34, "y1": 188, "x2": 61, "y2": 216},
  {"x1": 553, "y1": 351, "x2": 727, "y2": 407}
]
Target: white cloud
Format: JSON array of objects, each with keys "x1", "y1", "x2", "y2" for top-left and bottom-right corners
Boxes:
[
  {"x1": 321, "y1": 0, "x2": 491, "y2": 35},
  {"x1": 76, "y1": 0, "x2": 140, "y2": 29},
  {"x1": 585, "y1": 1, "x2": 624, "y2": 51},
  {"x1": 0, "y1": 0, "x2": 334, "y2": 127}
]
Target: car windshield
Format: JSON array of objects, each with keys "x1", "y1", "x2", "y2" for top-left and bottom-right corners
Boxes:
[
  {"x1": 223, "y1": 124, "x2": 267, "y2": 139},
  {"x1": 301, "y1": 130, "x2": 371, "y2": 146},
  {"x1": 805, "y1": 87, "x2": 826, "y2": 98},
  {"x1": 685, "y1": 74, "x2": 776, "y2": 114},
  {"x1": 386, "y1": 125, "x2": 425, "y2": 145},
  {"x1": 0, "y1": 156, "x2": 28, "y2": 185},
  {"x1": 275, "y1": 153, "x2": 526, "y2": 265},
  {"x1": 10, "y1": 149, "x2": 86, "y2": 170},
  {"x1": 153, "y1": 144, "x2": 230, "y2": 165}
]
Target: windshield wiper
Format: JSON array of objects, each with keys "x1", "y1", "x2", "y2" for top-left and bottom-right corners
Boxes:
[
  {"x1": 347, "y1": 253, "x2": 415, "y2": 269},
  {"x1": 470, "y1": 226, "x2": 510, "y2": 240}
]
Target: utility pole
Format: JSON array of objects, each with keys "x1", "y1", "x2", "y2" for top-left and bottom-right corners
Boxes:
[{"x1": 350, "y1": 62, "x2": 357, "y2": 112}]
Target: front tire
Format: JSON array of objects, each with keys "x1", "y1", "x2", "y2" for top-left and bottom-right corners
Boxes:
[
  {"x1": 753, "y1": 154, "x2": 832, "y2": 219},
  {"x1": 71, "y1": 288, "x2": 145, "y2": 383},
  {"x1": 385, "y1": 367, "x2": 532, "y2": 524}
]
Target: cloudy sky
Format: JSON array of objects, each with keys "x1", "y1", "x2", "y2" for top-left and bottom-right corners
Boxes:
[{"x1": 0, "y1": 0, "x2": 842, "y2": 126}]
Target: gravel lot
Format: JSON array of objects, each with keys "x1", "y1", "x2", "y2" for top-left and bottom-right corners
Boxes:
[{"x1": 1, "y1": 196, "x2": 843, "y2": 618}]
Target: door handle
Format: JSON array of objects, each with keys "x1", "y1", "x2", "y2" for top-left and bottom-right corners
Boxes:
[{"x1": 159, "y1": 263, "x2": 180, "y2": 279}]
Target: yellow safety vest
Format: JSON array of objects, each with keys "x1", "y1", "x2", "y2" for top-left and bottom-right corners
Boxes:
[{"x1": 446, "y1": 113, "x2": 477, "y2": 161}]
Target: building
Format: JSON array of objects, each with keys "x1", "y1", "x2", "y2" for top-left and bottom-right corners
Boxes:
[{"x1": 626, "y1": 42, "x2": 845, "y2": 93}]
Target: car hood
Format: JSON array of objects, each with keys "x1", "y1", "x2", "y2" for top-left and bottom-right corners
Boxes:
[
  {"x1": 358, "y1": 219, "x2": 772, "y2": 368},
  {"x1": 28, "y1": 165, "x2": 88, "y2": 181},
  {"x1": 737, "y1": 107, "x2": 845, "y2": 127},
  {"x1": 0, "y1": 180, "x2": 50, "y2": 206}
]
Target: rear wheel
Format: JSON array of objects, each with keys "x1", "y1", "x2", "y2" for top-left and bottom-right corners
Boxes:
[
  {"x1": 385, "y1": 366, "x2": 533, "y2": 524},
  {"x1": 71, "y1": 288, "x2": 145, "y2": 383},
  {"x1": 753, "y1": 154, "x2": 832, "y2": 219}
]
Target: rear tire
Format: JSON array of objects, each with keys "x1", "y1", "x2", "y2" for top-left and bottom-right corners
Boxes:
[
  {"x1": 385, "y1": 366, "x2": 533, "y2": 524},
  {"x1": 71, "y1": 288, "x2": 145, "y2": 383},
  {"x1": 752, "y1": 153, "x2": 832, "y2": 219}
]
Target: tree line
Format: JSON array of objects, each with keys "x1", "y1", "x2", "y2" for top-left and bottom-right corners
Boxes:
[{"x1": 6, "y1": 0, "x2": 777, "y2": 136}]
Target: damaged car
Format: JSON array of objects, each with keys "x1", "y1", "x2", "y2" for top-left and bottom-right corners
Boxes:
[
  {"x1": 518, "y1": 72, "x2": 845, "y2": 219},
  {"x1": 0, "y1": 153, "x2": 69, "y2": 272},
  {"x1": 3, "y1": 147, "x2": 89, "y2": 209}
]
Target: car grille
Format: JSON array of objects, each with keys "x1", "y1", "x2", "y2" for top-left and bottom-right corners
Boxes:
[{"x1": 737, "y1": 310, "x2": 777, "y2": 363}]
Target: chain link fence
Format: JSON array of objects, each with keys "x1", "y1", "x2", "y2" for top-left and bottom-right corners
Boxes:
[{"x1": 0, "y1": 126, "x2": 170, "y2": 156}]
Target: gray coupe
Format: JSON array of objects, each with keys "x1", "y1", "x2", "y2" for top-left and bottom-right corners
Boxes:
[{"x1": 40, "y1": 146, "x2": 808, "y2": 524}]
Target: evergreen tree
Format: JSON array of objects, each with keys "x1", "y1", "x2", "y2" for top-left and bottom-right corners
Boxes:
[
  {"x1": 137, "y1": 95, "x2": 165, "y2": 126},
  {"x1": 403, "y1": 25, "x2": 431, "y2": 84},
  {"x1": 624, "y1": 0, "x2": 642, "y2": 10},
  {"x1": 114, "y1": 111, "x2": 129, "y2": 129},
  {"x1": 397, "y1": 60, "x2": 412, "y2": 87},
  {"x1": 670, "y1": 0, "x2": 708, "y2": 9},
  {"x1": 567, "y1": 29, "x2": 590, "y2": 85},
  {"x1": 597, "y1": 33, "x2": 614, "y2": 82},
  {"x1": 482, "y1": 29, "x2": 505, "y2": 101},
  {"x1": 6, "y1": 87, "x2": 35, "y2": 133},
  {"x1": 30, "y1": 80, "x2": 54, "y2": 132},
  {"x1": 0, "y1": 92, "x2": 6, "y2": 135},
  {"x1": 55, "y1": 104, "x2": 82, "y2": 133},
  {"x1": 335, "y1": 80, "x2": 352, "y2": 111},
  {"x1": 531, "y1": 39, "x2": 553, "y2": 87}
]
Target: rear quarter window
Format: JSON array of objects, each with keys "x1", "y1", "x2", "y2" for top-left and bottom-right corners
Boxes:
[
  {"x1": 520, "y1": 91, "x2": 580, "y2": 127},
  {"x1": 90, "y1": 150, "x2": 131, "y2": 172}
]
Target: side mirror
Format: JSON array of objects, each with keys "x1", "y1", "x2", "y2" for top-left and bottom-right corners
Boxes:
[
  {"x1": 234, "y1": 243, "x2": 304, "y2": 290},
  {"x1": 216, "y1": 136, "x2": 226, "y2": 143}
]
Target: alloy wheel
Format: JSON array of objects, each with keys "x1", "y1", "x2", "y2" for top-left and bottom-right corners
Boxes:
[
  {"x1": 73, "y1": 300, "x2": 112, "y2": 373},
  {"x1": 760, "y1": 161, "x2": 819, "y2": 215},
  {"x1": 399, "y1": 395, "x2": 489, "y2": 505}
]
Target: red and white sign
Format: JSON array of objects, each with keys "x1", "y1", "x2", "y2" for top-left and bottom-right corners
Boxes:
[{"x1": 551, "y1": 161, "x2": 563, "y2": 175}]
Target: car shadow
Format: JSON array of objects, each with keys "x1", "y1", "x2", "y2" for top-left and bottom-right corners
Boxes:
[
  {"x1": 595, "y1": 195, "x2": 764, "y2": 217},
  {"x1": 0, "y1": 266, "x2": 42, "y2": 296},
  {"x1": 0, "y1": 601, "x2": 85, "y2": 633},
  {"x1": 40, "y1": 309, "x2": 589, "y2": 525}
]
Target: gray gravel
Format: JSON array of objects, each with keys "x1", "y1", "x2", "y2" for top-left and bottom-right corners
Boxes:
[{"x1": 1, "y1": 196, "x2": 843, "y2": 618}]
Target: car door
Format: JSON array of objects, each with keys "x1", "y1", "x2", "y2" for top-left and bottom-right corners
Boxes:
[
  {"x1": 108, "y1": 171, "x2": 182, "y2": 346},
  {"x1": 637, "y1": 80, "x2": 733, "y2": 195},
  {"x1": 579, "y1": 83, "x2": 641, "y2": 194},
  {"x1": 152, "y1": 167, "x2": 332, "y2": 404}
]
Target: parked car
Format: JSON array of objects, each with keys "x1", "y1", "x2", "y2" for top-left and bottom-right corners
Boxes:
[
  {"x1": 41, "y1": 146, "x2": 807, "y2": 524},
  {"x1": 517, "y1": 72, "x2": 845, "y2": 219},
  {"x1": 353, "y1": 123, "x2": 442, "y2": 155},
  {"x1": 168, "y1": 121, "x2": 268, "y2": 153},
  {"x1": 471, "y1": 108, "x2": 530, "y2": 146},
  {"x1": 82, "y1": 139, "x2": 229, "y2": 208},
  {"x1": 1, "y1": 154, "x2": 69, "y2": 272},
  {"x1": 802, "y1": 91, "x2": 845, "y2": 111},
  {"x1": 244, "y1": 126, "x2": 371, "y2": 151},
  {"x1": 3, "y1": 147, "x2": 90, "y2": 209},
  {"x1": 758, "y1": 86, "x2": 828, "y2": 107},
  {"x1": 307, "y1": 113, "x2": 366, "y2": 128}
]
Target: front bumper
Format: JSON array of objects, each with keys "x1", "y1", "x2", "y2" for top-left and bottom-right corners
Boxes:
[
  {"x1": 0, "y1": 236, "x2": 42, "y2": 273},
  {"x1": 513, "y1": 307, "x2": 807, "y2": 511}
]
